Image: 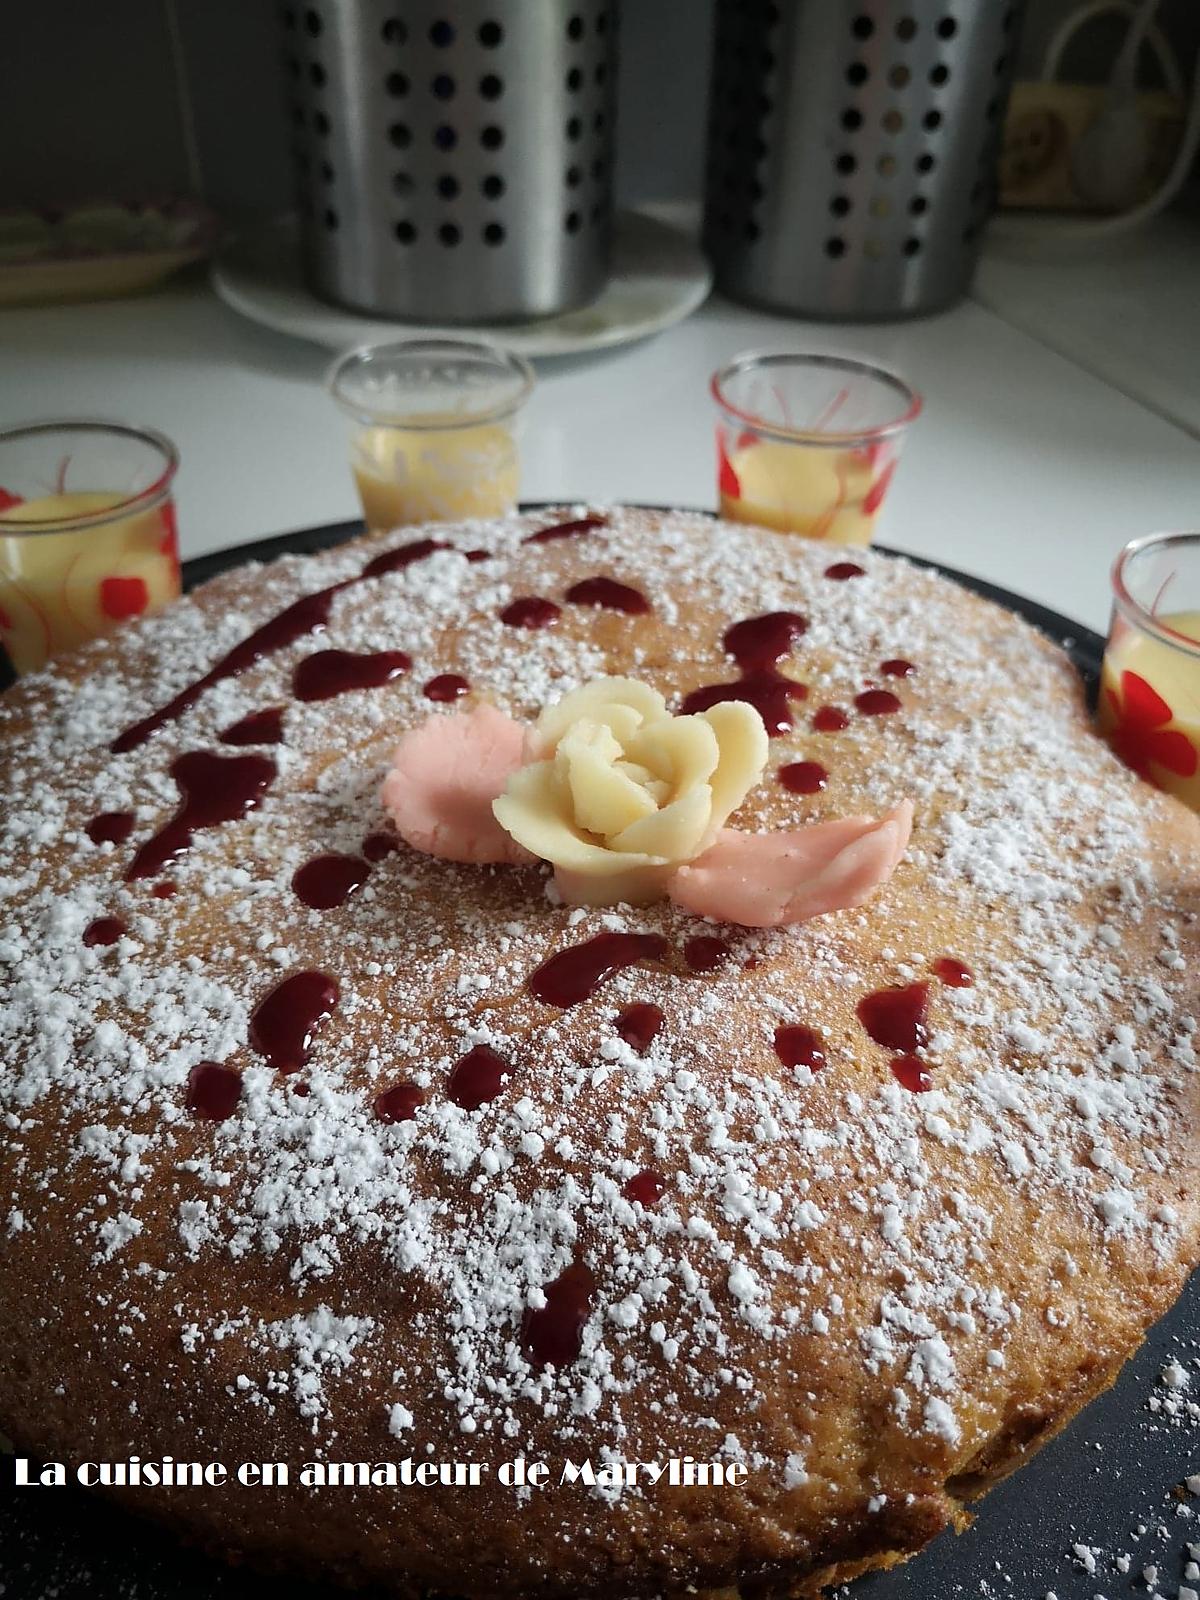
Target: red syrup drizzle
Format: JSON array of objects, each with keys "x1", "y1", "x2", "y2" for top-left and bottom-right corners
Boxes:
[
  {"x1": 880, "y1": 658, "x2": 916, "y2": 678},
  {"x1": 152, "y1": 881, "x2": 176, "y2": 898},
  {"x1": 684, "y1": 934, "x2": 730, "y2": 973},
  {"x1": 293, "y1": 649, "x2": 410, "y2": 702},
  {"x1": 424, "y1": 673, "x2": 470, "y2": 702},
  {"x1": 614, "y1": 1001, "x2": 664, "y2": 1053},
  {"x1": 500, "y1": 596, "x2": 561, "y2": 629},
  {"x1": 362, "y1": 831, "x2": 401, "y2": 862},
  {"x1": 825, "y1": 561, "x2": 866, "y2": 580},
  {"x1": 374, "y1": 1083, "x2": 425, "y2": 1123},
  {"x1": 220, "y1": 706, "x2": 285, "y2": 746},
  {"x1": 773, "y1": 1024, "x2": 827, "y2": 1073},
  {"x1": 124, "y1": 751, "x2": 275, "y2": 880},
  {"x1": 856, "y1": 982, "x2": 930, "y2": 1053},
  {"x1": 249, "y1": 971, "x2": 339, "y2": 1073},
  {"x1": 86, "y1": 811, "x2": 134, "y2": 845},
  {"x1": 292, "y1": 853, "x2": 370, "y2": 910},
  {"x1": 111, "y1": 538, "x2": 451, "y2": 753},
  {"x1": 464, "y1": 548, "x2": 491, "y2": 563},
  {"x1": 83, "y1": 916, "x2": 126, "y2": 947},
  {"x1": 447, "y1": 1044, "x2": 512, "y2": 1111},
  {"x1": 931, "y1": 956, "x2": 974, "y2": 988},
  {"x1": 521, "y1": 1263, "x2": 596, "y2": 1367},
  {"x1": 528, "y1": 932, "x2": 669, "y2": 1008},
  {"x1": 523, "y1": 514, "x2": 607, "y2": 545},
  {"x1": 680, "y1": 611, "x2": 809, "y2": 735},
  {"x1": 185, "y1": 1060, "x2": 242, "y2": 1121},
  {"x1": 890, "y1": 1055, "x2": 934, "y2": 1093},
  {"x1": 855, "y1": 688, "x2": 901, "y2": 717},
  {"x1": 778, "y1": 760, "x2": 827, "y2": 794},
  {"x1": 565, "y1": 576, "x2": 651, "y2": 615},
  {"x1": 812, "y1": 706, "x2": 850, "y2": 733},
  {"x1": 623, "y1": 1169, "x2": 666, "y2": 1206}
]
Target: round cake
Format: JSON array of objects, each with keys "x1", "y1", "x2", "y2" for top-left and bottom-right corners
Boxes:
[{"x1": 1, "y1": 505, "x2": 1197, "y2": 1599}]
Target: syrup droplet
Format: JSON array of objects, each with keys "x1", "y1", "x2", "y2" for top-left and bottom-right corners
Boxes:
[
  {"x1": 855, "y1": 688, "x2": 901, "y2": 717},
  {"x1": 293, "y1": 648, "x2": 410, "y2": 702},
  {"x1": 614, "y1": 1002, "x2": 664, "y2": 1053},
  {"x1": 857, "y1": 982, "x2": 930, "y2": 1053},
  {"x1": 362, "y1": 831, "x2": 401, "y2": 862},
  {"x1": 464, "y1": 548, "x2": 491, "y2": 563},
  {"x1": 681, "y1": 611, "x2": 809, "y2": 735},
  {"x1": 424, "y1": 672, "x2": 470, "y2": 702},
  {"x1": 249, "y1": 971, "x2": 339, "y2": 1073},
  {"x1": 186, "y1": 1060, "x2": 242, "y2": 1121},
  {"x1": 292, "y1": 853, "x2": 370, "y2": 910},
  {"x1": 773, "y1": 1024, "x2": 827, "y2": 1073},
  {"x1": 825, "y1": 561, "x2": 866, "y2": 581},
  {"x1": 500, "y1": 596, "x2": 561, "y2": 629},
  {"x1": 86, "y1": 811, "x2": 134, "y2": 846},
  {"x1": 565, "y1": 576, "x2": 651, "y2": 615},
  {"x1": 890, "y1": 1055, "x2": 934, "y2": 1093},
  {"x1": 521, "y1": 1262, "x2": 596, "y2": 1367},
  {"x1": 220, "y1": 706, "x2": 285, "y2": 746},
  {"x1": 684, "y1": 934, "x2": 730, "y2": 973},
  {"x1": 361, "y1": 538, "x2": 450, "y2": 578},
  {"x1": 112, "y1": 540, "x2": 451, "y2": 752},
  {"x1": 83, "y1": 916, "x2": 126, "y2": 948},
  {"x1": 931, "y1": 956, "x2": 974, "y2": 988},
  {"x1": 778, "y1": 760, "x2": 828, "y2": 794},
  {"x1": 812, "y1": 706, "x2": 850, "y2": 733},
  {"x1": 448, "y1": 1043, "x2": 512, "y2": 1111},
  {"x1": 523, "y1": 514, "x2": 607, "y2": 545},
  {"x1": 152, "y1": 881, "x2": 176, "y2": 898},
  {"x1": 623, "y1": 1170, "x2": 666, "y2": 1206},
  {"x1": 880, "y1": 658, "x2": 915, "y2": 678},
  {"x1": 374, "y1": 1083, "x2": 425, "y2": 1123},
  {"x1": 528, "y1": 932, "x2": 669, "y2": 1008},
  {"x1": 125, "y1": 751, "x2": 275, "y2": 880},
  {"x1": 292, "y1": 1081, "x2": 311, "y2": 1097}
]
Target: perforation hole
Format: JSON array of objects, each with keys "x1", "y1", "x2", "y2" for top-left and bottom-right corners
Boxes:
[
  {"x1": 386, "y1": 71, "x2": 409, "y2": 96},
  {"x1": 304, "y1": 8, "x2": 321, "y2": 36},
  {"x1": 830, "y1": 195, "x2": 852, "y2": 217},
  {"x1": 430, "y1": 19, "x2": 455, "y2": 46},
  {"x1": 480, "y1": 73, "x2": 503, "y2": 99},
  {"x1": 929, "y1": 63, "x2": 950, "y2": 86},
  {"x1": 313, "y1": 111, "x2": 330, "y2": 137},
  {"x1": 309, "y1": 62, "x2": 326, "y2": 88},
  {"x1": 484, "y1": 222, "x2": 505, "y2": 246},
  {"x1": 382, "y1": 17, "x2": 406, "y2": 43},
  {"x1": 909, "y1": 195, "x2": 928, "y2": 215},
  {"x1": 877, "y1": 154, "x2": 897, "y2": 177},
  {"x1": 434, "y1": 124, "x2": 457, "y2": 151},
  {"x1": 835, "y1": 152, "x2": 857, "y2": 174},
  {"x1": 896, "y1": 16, "x2": 917, "y2": 40},
  {"x1": 567, "y1": 14, "x2": 584, "y2": 40},
  {"x1": 869, "y1": 196, "x2": 891, "y2": 218},
  {"x1": 439, "y1": 222, "x2": 461, "y2": 246},
  {"x1": 937, "y1": 16, "x2": 958, "y2": 39},
  {"x1": 846, "y1": 62, "x2": 869, "y2": 86},
  {"x1": 437, "y1": 174, "x2": 459, "y2": 199},
  {"x1": 565, "y1": 210, "x2": 581, "y2": 234},
  {"x1": 394, "y1": 219, "x2": 416, "y2": 244},
  {"x1": 567, "y1": 115, "x2": 583, "y2": 141},
  {"x1": 323, "y1": 207, "x2": 338, "y2": 230},
  {"x1": 392, "y1": 171, "x2": 413, "y2": 196},
  {"x1": 320, "y1": 159, "x2": 334, "y2": 183},
  {"x1": 481, "y1": 124, "x2": 504, "y2": 150},
  {"x1": 567, "y1": 67, "x2": 583, "y2": 91},
  {"x1": 566, "y1": 164, "x2": 582, "y2": 188},
  {"x1": 825, "y1": 237, "x2": 846, "y2": 257},
  {"x1": 883, "y1": 108, "x2": 904, "y2": 134},
  {"x1": 432, "y1": 74, "x2": 455, "y2": 100},
  {"x1": 924, "y1": 109, "x2": 943, "y2": 131},
  {"x1": 389, "y1": 122, "x2": 411, "y2": 149},
  {"x1": 482, "y1": 173, "x2": 505, "y2": 199},
  {"x1": 889, "y1": 64, "x2": 910, "y2": 88},
  {"x1": 903, "y1": 236, "x2": 923, "y2": 256},
  {"x1": 916, "y1": 152, "x2": 936, "y2": 173},
  {"x1": 842, "y1": 108, "x2": 863, "y2": 131},
  {"x1": 851, "y1": 15, "x2": 874, "y2": 38}
]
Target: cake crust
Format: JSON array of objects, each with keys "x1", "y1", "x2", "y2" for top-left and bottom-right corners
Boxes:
[{"x1": 1, "y1": 507, "x2": 1197, "y2": 1598}]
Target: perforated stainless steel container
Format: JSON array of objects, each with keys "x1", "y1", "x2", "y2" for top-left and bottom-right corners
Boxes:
[
  {"x1": 281, "y1": 0, "x2": 618, "y2": 322},
  {"x1": 703, "y1": 0, "x2": 1024, "y2": 319}
]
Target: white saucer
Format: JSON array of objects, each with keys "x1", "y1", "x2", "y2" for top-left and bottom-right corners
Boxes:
[{"x1": 211, "y1": 210, "x2": 712, "y2": 360}]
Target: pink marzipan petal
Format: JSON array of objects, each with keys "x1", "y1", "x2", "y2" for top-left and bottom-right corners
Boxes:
[
  {"x1": 381, "y1": 703, "x2": 534, "y2": 865},
  {"x1": 667, "y1": 800, "x2": 913, "y2": 928}
]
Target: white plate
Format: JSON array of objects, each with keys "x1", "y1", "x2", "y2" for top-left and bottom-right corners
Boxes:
[{"x1": 212, "y1": 210, "x2": 712, "y2": 359}]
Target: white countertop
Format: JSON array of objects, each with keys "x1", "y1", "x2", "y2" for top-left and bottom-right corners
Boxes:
[{"x1": 2, "y1": 236, "x2": 1199, "y2": 637}]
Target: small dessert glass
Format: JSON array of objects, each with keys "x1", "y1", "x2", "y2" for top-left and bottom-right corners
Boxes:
[
  {"x1": 327, "y1": 338, "x2": 535, "y2": 532},
  {"x1": 0, "y1": 419, "x2": 180, "y2": 676},
  {"x1": 1099, "y1": 530, "x2": 1200, "y2": 811},
  {"x1": 712, "y1": 352, "x2": 922, "y2": 546}
]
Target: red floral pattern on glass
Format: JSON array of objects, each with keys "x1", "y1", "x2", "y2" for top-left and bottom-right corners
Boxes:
[{"x1": 1105, "y1": 669, "x2": 1198, "y2": 786}]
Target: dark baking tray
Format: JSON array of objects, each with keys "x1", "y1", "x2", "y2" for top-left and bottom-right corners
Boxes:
[{"x1": 3, "y1": 515, "x2": 1196, "y2": 1600}]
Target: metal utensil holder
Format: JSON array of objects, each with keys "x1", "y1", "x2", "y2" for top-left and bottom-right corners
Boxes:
[
  {"x1": 282, "y1": 0, "x2": 618, "y2": 323},
  {"x1": 703, "y1": 0, "x2": 1024, "y2": 319}
]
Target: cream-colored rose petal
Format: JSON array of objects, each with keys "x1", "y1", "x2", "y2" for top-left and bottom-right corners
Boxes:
[
  {"x1": 535, "y1": 676, "x2": 666, "y2": 749},
  {"x1": 559, "y1": 721, "x2": 658, "y2": 837},
  {"x1": 493, "y1": 761, "x2": 665, "y2": 873},
  {"x1": 700, "y1": 700, "x2": 769, "y2": 833},
  {"x1": 624, "y1": 712, "x2": 720, "y2": 796},
  {"x1": 609, "y1": 783, "x2": 713, "y2": 862}
]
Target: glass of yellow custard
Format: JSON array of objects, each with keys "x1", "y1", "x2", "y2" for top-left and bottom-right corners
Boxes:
[
  {"x1": 0, "y1": 420, "x2": 180, "y2": 676},
  {"x1": 328, "y1": 338, "x2": 535, "y2": 531},
  {"x1": 711, "y1": 352, "x2": 921, "y2": 546},
  {"x1": 1099, "y1": 531, "x2": 1200, "y2": 811}
]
